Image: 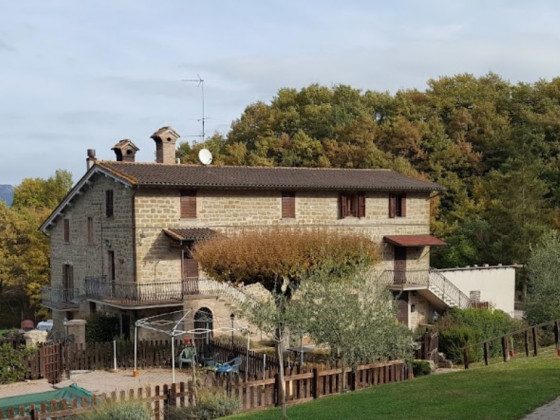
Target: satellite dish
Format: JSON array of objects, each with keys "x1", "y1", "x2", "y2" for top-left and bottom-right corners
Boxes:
[{"x1": 198, "y1": 148, "x2": 213, "y2": 165}]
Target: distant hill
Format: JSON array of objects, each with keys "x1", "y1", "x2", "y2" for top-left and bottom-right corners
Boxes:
[{"x1": 0, "y1": 185, "x2": 13, "y2": 206}]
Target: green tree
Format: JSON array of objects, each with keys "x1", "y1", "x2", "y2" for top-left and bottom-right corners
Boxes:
[
  {"x1": 525, "y1": 230, "x2": 560, "y2": 325},
  {"x1": 194, "y1": 228, "x2": 378, "y2": 419},
  {"x1": 12, "y1": 169, "x2": 72, "y2": 211}
]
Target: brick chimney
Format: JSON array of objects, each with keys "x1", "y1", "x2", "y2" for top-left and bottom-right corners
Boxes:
[
  {"x1": 112, "y1": 139, "x2": 139, "y2": 162},
  {"x1": 151, "y1": 126, "x2": 180, "y2": 164},
  {"x1": 86, "y1": 149, "x2": 97, "y2": 170}
]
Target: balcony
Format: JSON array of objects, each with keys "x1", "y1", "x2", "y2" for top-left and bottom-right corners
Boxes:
[
  {"x1": 85, "y1": 276, "x2": 201, "y2": 308},
  {"x1": 376, "y1": 270, "x2": 430, "y2": 289},
  {"x1": 41, "y1": 286, "x2": 81, "y2": 310}
]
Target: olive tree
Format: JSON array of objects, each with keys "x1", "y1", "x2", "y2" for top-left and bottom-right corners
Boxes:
[{"x1": 194, "y1": 228, "x2": 378, "y2": 419}]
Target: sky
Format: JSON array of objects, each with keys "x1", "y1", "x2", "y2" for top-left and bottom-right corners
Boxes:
[{"x1": 1, "y1": 0, "x2": 560, "y2": 186}]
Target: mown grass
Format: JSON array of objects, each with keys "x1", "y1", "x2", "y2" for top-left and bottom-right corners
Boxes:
[{"x1": 227, "y1": 353, "x2": 560, "y2": 420}]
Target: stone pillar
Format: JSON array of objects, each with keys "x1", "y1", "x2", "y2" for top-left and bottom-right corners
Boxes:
[
  {"x1": 65, "y1": 319, "x2": 87, "y2": 347},
  {"x1": 23, "y1": 330, "x2": 48, "y2": 346}
]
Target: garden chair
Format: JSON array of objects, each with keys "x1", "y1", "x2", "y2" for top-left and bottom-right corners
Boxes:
[
  {"x1": 215, "y1": 356, "x2": 242, "y2": 376},
  {"x1": 178, "y1": 346, "x2": 197, "y2": 369}
]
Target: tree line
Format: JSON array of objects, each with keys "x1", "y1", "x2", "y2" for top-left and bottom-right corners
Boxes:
[
  {"x1": 0, "y1": 170, "x2": 72, "y2": 327},
  {"x1": 178, "y1": 73, "x2": 560, "y2": 268}
]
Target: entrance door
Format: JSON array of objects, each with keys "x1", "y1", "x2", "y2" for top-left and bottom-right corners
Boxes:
[
  {"x1": 194, "y1": 308, "x2": 213, "y2": 356},
  {"x1": 394, "y1": 246, "x2": 407, "y2": 284}
]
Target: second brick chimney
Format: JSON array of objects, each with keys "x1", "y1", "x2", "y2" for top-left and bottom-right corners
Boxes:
[
  {"x1": 151, "y1": 126, "x2": 180, "y2": 164},
  {"x1": 112, "y1": 139, "x2": 139, "y2": 162}
]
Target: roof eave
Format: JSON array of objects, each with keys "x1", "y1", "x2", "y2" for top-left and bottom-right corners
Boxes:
[{"x1": 39, "y1": 165, "x2": 135, "y2": 233}]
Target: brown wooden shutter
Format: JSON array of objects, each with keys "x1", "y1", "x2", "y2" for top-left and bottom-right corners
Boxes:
[
  {"x1": 183, "y1": 259, "x2": 199, "y2": 278},
  {"x1": 340, "y1": 193, "x2": 348, "y2": 218},
  {"x1": 401, "y1": 194, "x2": 407, "y2": 217},
  {"x1": 357, "y1": 193, "x2": 366, "y2": 218},
  {"x1": 282, "y1": 191, "x2": 296, "y2": 218},
  {"x1": 105, "y1": 190, "x2": 114, "y2": 217},
  {"x1": 389, "y1": 194, "x2": 396, "y2": 218},
  {"x1": 181, "y1": 190, "x2": 197, "y2": 218},
  {"x1": 63, "y1": 219, "x2": 70, "y2": 242}
]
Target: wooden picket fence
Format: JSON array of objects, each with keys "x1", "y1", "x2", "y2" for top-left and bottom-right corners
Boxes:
[{"x1": 1, "y1": 360, "x2": 411, "y2": 420}]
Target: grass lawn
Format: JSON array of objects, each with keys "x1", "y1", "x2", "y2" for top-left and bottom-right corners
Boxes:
[{"x1": 227, "y1": 352, "x2": 560, "y2": 420}]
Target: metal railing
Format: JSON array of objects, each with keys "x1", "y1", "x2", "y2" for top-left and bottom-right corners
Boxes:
[
  {"x1": 428, "y1": 270, "x2": 472, "y2": 309},
  {"x1": 374, "y1": 269, "x2": 472, "y2": 309},
  {"x1": 41, "y1": 286, "x2": 80, "y2": 309}
]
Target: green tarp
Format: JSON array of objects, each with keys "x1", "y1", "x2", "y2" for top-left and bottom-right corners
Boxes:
[{"x1": 0, "y1": 384, "x2": 92, "y2": 417}]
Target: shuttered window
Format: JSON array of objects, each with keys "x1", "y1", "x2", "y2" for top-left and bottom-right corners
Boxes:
[
  {"x1": 180, "y1": 190, "x2": 197, "y2": 218},
  {"x1": 281, "y1": 191, "x2": 296, "y2": 218},
  {"x1": 87, "y1": 217, "x2": 94, "y2": 245},
  {"x1": 63, "y1": 219, "x2": 70, "y2": 243},
  {"x1": 389, "y1": 194, "x2": 407, "y2": 218},
  {"x1": 340, "y1": 193, "x2": 366, "y2": 218},
  {"x1": 105, "y1": 190, "x2": 114, "y2": 217}
]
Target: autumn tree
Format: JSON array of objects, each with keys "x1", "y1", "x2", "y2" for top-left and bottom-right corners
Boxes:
[{"x1": 194, "y1": 228, "x2": 378, "y2": 418}]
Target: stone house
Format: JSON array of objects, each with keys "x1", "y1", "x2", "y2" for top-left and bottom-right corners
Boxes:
[{"x1": 40, "y1": 126, "x2": 463, "y2": 339}]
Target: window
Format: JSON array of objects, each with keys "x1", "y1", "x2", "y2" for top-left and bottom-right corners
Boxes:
[
  {"x1": 105, "y1": 190, "x2": 114, "y2": 217},
  {"x1": 281, "y1": 191, "x2": 295, "y2": 218},
  {"x1": 108, "y1": 250, "x2": 115, "y2": 281},
  {"x1": 340, "y1": 193, "x2": 365, "y2": 218},
  {"x1": 63, "y1": 219, "x2": 70, "y2": 243},
  {"x1": 389, "y1": 194, "x2": 406, "y2": 218},
  {"x1": 180, "y1": 190, "x2": 197, "y2": 218},
  {"x1": 87, "y1": 217, "x2": 94, "y2": 244},
  {"x1": 62, "y1": 264, "x2": 73, "y2": 290}
]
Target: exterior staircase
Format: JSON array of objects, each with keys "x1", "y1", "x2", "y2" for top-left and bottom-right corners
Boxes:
[{"x1": 375, "y1": 269, "x2": 472, "y2": 309}]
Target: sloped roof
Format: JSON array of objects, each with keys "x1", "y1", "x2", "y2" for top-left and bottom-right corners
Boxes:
[
  {"x1": 97, "y1": 162, "x2": 443, "y2": 192},
  {"x1": 384, "y1": 235, "x2": 447, "y2": 247},
  {"x1": 163, "y1": 228, "x2": 217, "y2": 242}
]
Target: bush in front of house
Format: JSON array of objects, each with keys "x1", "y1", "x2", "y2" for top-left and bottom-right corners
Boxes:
[
  {"x1": 437, "y1": 308, "x2": 523, "y2": 363},
  {"x1": 412, "y1": 359, "x2": 432, "y2": 377},
  {"x1": 167, "y1": 388, "x2": 241, "y2": 420},
  {"x1": 0, "y1": 343, "x2": 37, "y2": 384},
  {"x1": 85, "y1": 313, "x2": 120, "y2": 343},
  {"x1": 80, "y1": 400, "x2": 151, "y2": 420}
]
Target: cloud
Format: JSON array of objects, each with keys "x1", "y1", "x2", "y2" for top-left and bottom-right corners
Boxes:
[{"x1": 0, "y1": 39, "x2": 15, "y2": 52}]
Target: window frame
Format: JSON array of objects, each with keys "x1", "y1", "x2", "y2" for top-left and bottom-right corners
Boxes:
[
  {"x1": 87, "y1": 217, "x2": 94, "y2": 245},
  {"x1": 340, "y1": 192, "x2": 365, "y2": 218},
  {"x1": 105, "y1": 190, "x2": 114, "y2": 218},
  {"x1": 389, "y1": 194, "x2": 407, "y2": 218},
  {"x1": 281, "y1": 191, "x2": 296, "y2": 219},
  {"x1": 63, "y1": 219, "x2": 70, "y2": 243},
  {"x1": 180, "y1": 190, "x2": 197, "y2": 219}
]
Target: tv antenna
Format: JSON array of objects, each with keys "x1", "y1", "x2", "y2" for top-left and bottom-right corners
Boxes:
[{"x1": 182, "y1": 74, "x2": 207, "y2": 142}]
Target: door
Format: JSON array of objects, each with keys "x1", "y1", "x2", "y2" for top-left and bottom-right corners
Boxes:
[
  {"x1": 394, "y1": 246, "x2": 407, "y2": 284},
  {"x1": 182, "y1": 243, "x2": 199, "y2": 294}
]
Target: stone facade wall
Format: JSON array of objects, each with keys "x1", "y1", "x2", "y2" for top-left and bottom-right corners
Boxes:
[
  {"x1": 48, "y1": 175, "x2": 135, "y2": 328},
  {"x1": 133, "y1": 189, "x2": 433, "y2": 282}
]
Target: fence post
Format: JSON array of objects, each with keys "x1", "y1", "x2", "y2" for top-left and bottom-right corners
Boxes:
[
  {"x1": 501, "y1": 336, "x2": 508, "y2": 362},
  {"x1": 274, "y1": 373, "x2": 280, "y2": 406},
  {"x1": 483, "y1": 342, "x2": 489, "y2": 366},
  {"x1": 524, "y1": 330, "x2": 530, "y2": 357},
  {"x1": 312, "y1": 368, "x2": 319, "y2": 399},
  {"x1": 532, "y1": 327, "x2": 538, "y2": 356},
  {"x1": 463, "y1": 348, "x2": 469, "y2": 369},
  {"x1": 554, "y1": 321, "x2": 559, "y2": 354}
]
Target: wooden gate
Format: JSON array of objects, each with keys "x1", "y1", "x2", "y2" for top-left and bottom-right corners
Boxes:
[{"x1": 39, "y1": 343, "x2": 63, "y2": 383}]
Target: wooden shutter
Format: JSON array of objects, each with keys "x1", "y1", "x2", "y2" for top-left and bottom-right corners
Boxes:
[
  {"x1": 340, "y1": 193, "x2": 348, "y2": 218},
  {"x1": 357, "y1": 193, "x2": 366, "y2": 218},
  {"x1": 389, "y1": 194, "x2": 396, "y2": 218},
  {"x1": 181, "y1": 190, "x2": 197, "y2": 218},
  {"x1": 282, "y1": 191, "x2": 295, "y2": 218},
  {"x1": 105, "y1": 190, "x2": 114, "y2": 217},
  {"x1": 400, "y1": 195, "x2": 407, "y2": 217},
  {"x1": 63, "y1": 219, "x2": 70, "y2": 242},
  {"x1": 183, "y1": 259, "x2": 199, "y2": 278}
]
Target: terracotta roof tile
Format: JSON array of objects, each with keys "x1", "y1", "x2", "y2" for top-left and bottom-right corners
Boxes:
[
  {"x1": 384, "y1": 235, "x2": 447, "y2": 247},
  {"x1": 163, "y1": 228, "x2": 217, "y2": 242},
  {"x1": 97, "y1": 162, "x2": 442, "y2": 192}
]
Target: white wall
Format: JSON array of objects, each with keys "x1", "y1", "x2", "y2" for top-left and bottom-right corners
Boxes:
[{"x1": 434, "y1": 266, "x2": 516, "y2": 317}]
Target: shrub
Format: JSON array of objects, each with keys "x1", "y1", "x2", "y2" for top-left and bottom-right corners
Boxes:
[
  {"x1": 167, "y1": 389, "x2": 241, "y2": 420},
  {"x1": 439, "y1": 324, "x2": 480, "y2": 363},
  {"x1": 412, "y1": 360, "x2": 432, "y2": 377},
  {"x1": 85, "y1": 313, "x2": 120, "y2": 343},
  {"x1": 0, "y1": 344, "x2": 37, "y2": 384},
  {"x1": 437, "y1": 308, "x2": 523, "y2": 363},
  {"x1": 80, "y1": 401, "x2": 151, "y2": 420}
]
